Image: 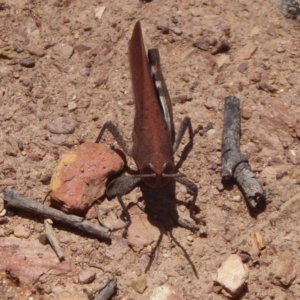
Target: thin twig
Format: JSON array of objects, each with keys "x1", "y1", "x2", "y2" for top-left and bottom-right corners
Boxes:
[
  {"x1": 44, "y1": 219, "x2": 65, "y2": 261},
  {"x1": 3, "y1": 189, "x2": 111, "y2": 241},
  {"x1": 221, "y1": 96, "x2": 265, "y2": 209},
  {"x1": 94, "y1": 278, "x2": 117, "y2": 300}
]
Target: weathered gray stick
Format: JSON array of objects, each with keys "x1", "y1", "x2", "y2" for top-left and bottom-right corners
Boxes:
[
  {"x1": 44, "y1": 219, "x2": 65, "y2": 261},
  {"x1": 221, "y1": 96, "x2": 265, "y2": 208},
  {"x1": 279, "y1": 0, "x2": 300, "y2": 19},
  {"x1": 94, "y1": 278, "x2": 117, "y2": 300},
  {"x1": 3, "y1": 189, "x2": 111, "y2": 241}
]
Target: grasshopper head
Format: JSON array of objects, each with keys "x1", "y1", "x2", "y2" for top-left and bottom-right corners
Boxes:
[{"x1": 139, "y1": 153, "x2": 175, "y2": 187}]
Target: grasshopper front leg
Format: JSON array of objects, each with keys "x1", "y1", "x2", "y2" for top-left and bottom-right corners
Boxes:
[
  {"x1": 95, "y1": 121, "x2": 132, "y2": 156},
  {"x1": 96, "y1": 122, "x2": 136, "y2": 233}
]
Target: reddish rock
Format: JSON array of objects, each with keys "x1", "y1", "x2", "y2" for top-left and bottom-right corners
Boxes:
[
  {"x1": 74, "y1": 44, "x2": 91, "y2": 54},
  {"x1": 50, "y1": 142, "x2": 124, "y2": 214},
  {"x1": 271, "y1": 252, "x2": 297, "y2": 286},
  {"x1": 78, "y1": 269, "x2": 96, "y2": 284},
  {"x1": 193, "y1": 36, "x2": 210, "y2": 51},
  {"x1": 0, "y1": 237, "x2": 71, "y2": 284},
  {"x1": 237, "y1": 43, "x2": 257, "y2": 60},
  {"x1": 238, "y1": 61, "x2": 248, "y2": 73}
]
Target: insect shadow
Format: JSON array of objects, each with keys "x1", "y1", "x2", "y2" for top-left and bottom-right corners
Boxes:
[{"x1": 138, "y1": 180, "x2": 200, "y2": 278}]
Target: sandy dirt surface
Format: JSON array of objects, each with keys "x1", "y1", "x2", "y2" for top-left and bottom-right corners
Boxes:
[{"x1": 1, "y1": 0, "x2": 300, "y2": 299}]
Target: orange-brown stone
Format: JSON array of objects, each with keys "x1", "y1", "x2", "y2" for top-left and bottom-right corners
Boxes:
[{"x1": 50, "y1": 142, "x2": 124, "y2": 214}]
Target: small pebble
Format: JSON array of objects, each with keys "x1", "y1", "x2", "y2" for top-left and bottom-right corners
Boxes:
[
  {"x1": 78, "y1": 269, "x2": 96, "y2": 284},
  {"x1": 130, "y1": 276, "x2": 147, "y2": 294},
  {"x1": 206, "y1": 129, "x2": 217, "y2": 138},
  {"x1": 14, "y1": 225, "x2": 30, "y2": 238},
  {"x1": 178, "y1": 205, "x2": 186, "y2": 212},
  {"x1": 215, "y1": 254, "x2": 249, "y2": 298},
  {"x1": 13, "y1": 42, "x2": 24, "y2": 53},
  {"x1": 150, "y1": 284, "x2": 184, "y2": 300},
  {"x1": 13, "y1": 122, "x2": 23, "y2": 132},
  {"x1": 95, "y1": 6, "x2": 106, "y2": 20},
  {"x1": 187, "y1": 235, "x2": 194, "y2": 242},
  {"x1": 80, "y1": 68, "x2": 91, "y2": 76},
  {"x1": 238, "y1": 62, "x2": 248, "y2": 73},
  {"x1": 239, "y1": 252, "x2": 251, "y2": 263},
  {"x1": 272, "y1": 252, "x2": 296, "y2": 286},
  {"x1": 215, "y1": 54, "x2": 230, "y2": 72},
  {"x1": 74, "y1": 44, "x2": 91, "y2": 54},
  {"x1": 168, "y1": 25, "x2": 182, "y2": 35},
  {"x1": 276, "y1": 47, "x2": 285, "y2": 53},
  {"x1": 146, "y1": 245, "x2": 153, "y2": 253},
  {"x1": 216, "y1": 182, "x2": 224, "y2": 192},
  {"x1": 193, "y1": 36, "x2": 210, "y2": 51},
  {"x1": 40, "y1": 173, "x2": 52, "y2": 185},
  {"x1": 190, "y1": 7, "x2": 203, "y2": 17},
  {"x1": 257, "y1": 82, "x2": 278, "y2": 93},
  {"x1": 232, "y1": 195, "x2": 241, "y2": 202},
  {"x1": 68, "y1": 101, "x2": 77, "y2": 111},
  {"x1": 39, "y1": 233, "x2": 48, "y2": 245},
  {"x1": 276, "y1": 170, "x2": 287, "y2": 180},
  {"x1": 17, "y1": 140, "x2": 24, "y2": 151},
  {"x1": 47, "y1": 117, "x2": 76, "y2": 134},
  {"x1": 241, "y1": 107, "x2": 252, "y2": 120},
  {"x1": 237, "y1": 43, "x2": 257, "y2": 60},
  {"x1": 19, "y1": 56, "x2": 35, "y2": 68},
  {"x1": 28, "y1": 44, "x2": 45, "y2": 57}
]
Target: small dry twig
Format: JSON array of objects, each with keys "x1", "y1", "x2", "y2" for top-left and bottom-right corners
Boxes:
[
  {"x1": 94, "y1": 278, "x2": 117, "y2": 300},
  {"x1": 44, "y1": 219, "x2": 65, "y2": 261},
  {"x1": 3, "y1": 189, "x2": 111, "y2": 241},
  {"x1": 221, "y1": 96, "x2": 265, "y2": 209}
]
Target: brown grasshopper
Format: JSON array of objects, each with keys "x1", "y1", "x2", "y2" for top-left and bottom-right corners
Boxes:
[{"x1": 96, "y1": 21, "x2": 201, "y2": 230}]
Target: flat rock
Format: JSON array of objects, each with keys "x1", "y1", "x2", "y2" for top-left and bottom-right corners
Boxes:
[
  {"x1": 150, "y1": 284, "x2": 185, "y2": 300},
  {"x1": 215, "y1": 254, "x2": 249, "y2": 298},
  {"x1": 53, "y1": 43, "x2": 74, "y2": 60},
  {"x1": 95, "y1": 6, "x2": 106, "y2": 20},
  {"x1": 50, "y1": 142, "x2": 124, "y2": 214},
  {"x1": 13, "y1": 225, "x2": 30, "y2": 238},
  {"x1": 215, "y1": 54, "x2": 230, "y2": 72},
  {"x1": 271, "y1": 252, "x2": 297, "y2": 286},
  {"x1": 237, "y1": 43, "x2": 257, "y2": 60},
  {"x1": 47, "y1": 117, "x2": 76, "y2": 134},
  {"x1": 19, "y1": 56, "x2": 35, "y2": 68},
  {"x1": 130, "y1": 275, "x2": 147, "y2": 294},
  {"x1": 127, "y1": 205, "x2": 161, "y2": 252},
  {"x1": 27, "y1": 44, "x2": 45, "y2": 57},
  {"x1": 0, "y1": 237, "x2": 71, "y2": 284},
  {"x1": 193, "y1": 36, "x2": 210, "y2": 51}
]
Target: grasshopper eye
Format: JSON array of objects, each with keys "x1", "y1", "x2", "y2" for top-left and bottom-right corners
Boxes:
[
  {"x1": 141, "y1": 162, "x2": 154, "y2": 175},
  {"x1": 163, "y1": 161, "x2": 174, "y2": 175}
]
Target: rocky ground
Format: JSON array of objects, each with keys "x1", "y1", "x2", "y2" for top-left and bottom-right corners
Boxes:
[{"x1": 1, "y1": 0, "x2": 300, "y2": 299}]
